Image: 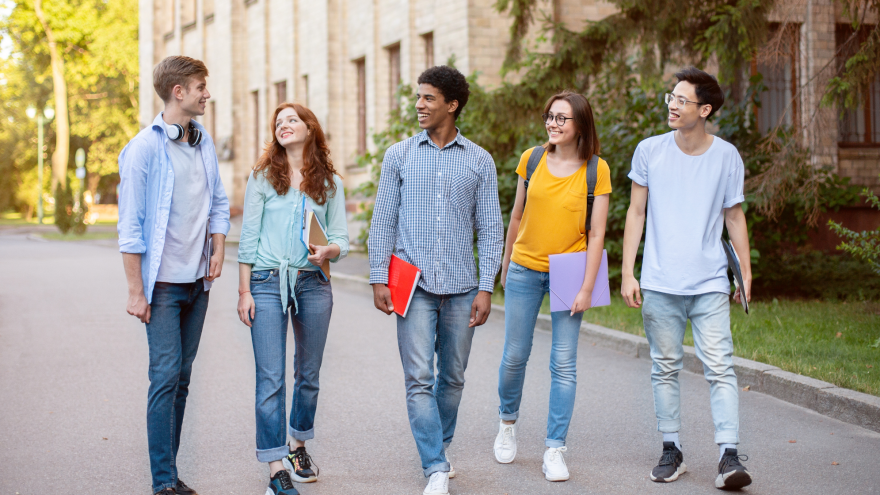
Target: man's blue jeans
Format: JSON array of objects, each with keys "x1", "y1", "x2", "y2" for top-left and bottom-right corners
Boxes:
[
  {"x1": 497, "y1": 261, "x2": 584, "y2": 448},
  {"x1": 641, "y1": 289, "x2": 739, "y2": 445},
  {"x1": 396, "y1": 287, "x2": 478, "y2": 477},
  {"x1": 145, "y1": 279, "x2": 209, "y2": 494},
  {"x1": 249, "y1": 269, "x2": 332, "y2": 462}
]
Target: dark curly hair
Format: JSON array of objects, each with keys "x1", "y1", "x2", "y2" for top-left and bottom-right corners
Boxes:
[{"x1": 417, "y1": 66, "x2": 470, "y2": 119}]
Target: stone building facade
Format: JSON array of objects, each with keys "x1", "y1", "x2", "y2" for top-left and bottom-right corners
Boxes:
[{"x1": 139, "y1": 0, "x2": 879, "y2": 214}]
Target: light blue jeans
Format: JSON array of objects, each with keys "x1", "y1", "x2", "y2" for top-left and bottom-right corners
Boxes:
[
  {"x1": 396, "y1": 287, "x2": 478, "y2": 477},
  {"x1": 641, "y1": 289, "x2": 739, "y2": 445},
  {"x1": 249, "y1": 269, "x2": 332, "y2": 462},
  {"x1": 498, "y1": 261, "x2": 584, "y2": 448}
]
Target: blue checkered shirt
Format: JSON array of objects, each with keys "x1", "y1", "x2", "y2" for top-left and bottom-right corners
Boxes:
[{"x1": 368, "y1": 129, "x2": 503, "y2": 294}]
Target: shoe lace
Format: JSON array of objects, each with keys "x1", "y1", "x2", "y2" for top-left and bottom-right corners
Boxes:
[
  {"x1": 275, "y1": 470, "x2": 295, "y2": 490},
  {"x1": 720, "y1": 452, "x2": 749, "y2": 470},
  {"x1": 547, "y1": 446, "x2": 568, "y2": 463},
  {"x1": 501, "y1": 425, "x2": 514, "y2": 446},
  {"x1": 293, "y1": 448, "x2": 320, "y2": 476},
  {"x1": 176, "y1": 480, "x2": 190, "y2": 490},
  {"x1": 658, "y1": 447, "x2": 679, "y2": 466},
  {"x1": 427, "y1": 472, "x2": 446, "y2": 490}
]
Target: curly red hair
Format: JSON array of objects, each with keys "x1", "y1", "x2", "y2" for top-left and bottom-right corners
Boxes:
[{"x1": 254, "y1": 102, "x2": 340, "y2": 204}]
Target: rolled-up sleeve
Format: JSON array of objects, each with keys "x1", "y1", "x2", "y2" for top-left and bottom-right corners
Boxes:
[
  {"x1": 208, "y1": 141, "x2": 231, "y2": 236},
  {"x1": 117, "y1": 140, "x2": 149, "y2": 254},
  {"x1": 326, "y1": 174, "x2": 350, "y2": 263},
  {"x1": 237, "y1": 171, "x2": 264, "y2": 265},
  {"x1": 627, "y1": 142, "x2": 648, "y2": 187},
  {"x1": 368, "y1": 146, "x2": 402, "y2": 285},
  {"x1": 474, "y1": 152, "x2": 503, "y2": 293}
]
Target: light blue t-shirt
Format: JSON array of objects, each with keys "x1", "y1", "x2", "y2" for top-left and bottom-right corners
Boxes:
[{"x1": 628, "y1": 131, "x2": 745, "y2": 295}]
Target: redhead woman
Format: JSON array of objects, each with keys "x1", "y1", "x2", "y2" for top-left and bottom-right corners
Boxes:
[{"x1": 237, "y1": 103, "x2": 348, "y2": 495}]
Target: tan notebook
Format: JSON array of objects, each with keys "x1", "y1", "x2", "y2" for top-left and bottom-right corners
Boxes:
[{"x1": 303, "y1": 211, "x2": 330, "y2": 280}]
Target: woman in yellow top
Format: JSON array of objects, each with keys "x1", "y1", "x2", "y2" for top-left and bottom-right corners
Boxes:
[{"x1": 492, "y1": 91, "x2": 611, "y2": 482}]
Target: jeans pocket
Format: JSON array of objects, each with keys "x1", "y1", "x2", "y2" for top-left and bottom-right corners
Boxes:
[
  {"x1": 250, "y1": 270, "x2": 274, "y2": 284},
  {"x1": 508, "y1": 261, "x2": 527, "y2": 274}
]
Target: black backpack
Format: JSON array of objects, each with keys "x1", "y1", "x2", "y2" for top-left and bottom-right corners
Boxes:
[{"x1": 522, "y1": 145, "x2": 600, "y2": 232}]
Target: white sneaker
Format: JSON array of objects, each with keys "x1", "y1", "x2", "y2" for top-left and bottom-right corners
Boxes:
[
  {"x1": 493, "y1": 421, "x2": 517, "y2": 463},
  {"x1": 542, "y1": 446, "x2": 570, "y2": 481},
  {"x1": 447, "y1": 459, "x2": 455, "y2": 479},
  {"x1": 423, "y1": 471, "x2": 449, "y2": 495}
]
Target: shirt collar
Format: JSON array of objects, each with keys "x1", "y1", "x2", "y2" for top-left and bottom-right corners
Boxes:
[{"x1": 417, "y1": 128, "x2": 465, "y2": 150}]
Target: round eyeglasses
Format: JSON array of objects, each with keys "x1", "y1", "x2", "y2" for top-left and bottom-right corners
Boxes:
[
  {"x1": 542, "y1": 113, "x2": 574, "y2": 126},
  {"x1": 664, "y1": 93, "x2": 703, "y2": 108}
]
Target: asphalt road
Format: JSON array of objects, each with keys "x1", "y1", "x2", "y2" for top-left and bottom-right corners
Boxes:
[{"x1": 1, "y1": 232, "x2": 879, "y2": 495}]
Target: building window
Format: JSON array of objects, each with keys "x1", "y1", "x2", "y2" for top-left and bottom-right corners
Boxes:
[
  {"x1": 206, "y1": 100, "x2": 216, "y2": 139},
  {"x1": 422, "y1": 32, "x2": 434, "y2": 69},
  {"x1": 387, "y1": 43, "x2": 401, "y2": 112},
  {"x1": 181, "y1": 0, "x2": 196, "y2": 28},
  {"x1": 299, "y1": 75, "x2": 309, "y2": 107},
  {"x1": 752, "y1": 23, "x2": 799, "y2": 134},
  {"x1": 252, "y1": 90, "x2": 260, "y2": 162},
  {"x1": 355, "y1": 58, "x2": 367, "y2": 154},
  {"x1": 275, "y1": 80, "x2": 287, "y2": 107},
  {"x1": 204, "y1": 0, "x2": 215, "y2": 19},
  {"x1": 163, "y1": 0, "x2": 174, "y2": 34},
  {"x1": 836, "y1": 24, "x2": 880, "y2": 145}
]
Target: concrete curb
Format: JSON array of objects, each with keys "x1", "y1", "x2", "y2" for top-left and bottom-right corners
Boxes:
[{"x1": 329, "y1": 273, "x2": 880, "y2": 434}]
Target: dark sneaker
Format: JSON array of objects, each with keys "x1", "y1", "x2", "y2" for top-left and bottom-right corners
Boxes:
[
  {"x1": 153, "y1": 489, "x2": 176, "y2": 495},
  {"x1": 267, "y1": 470, "x2": 299, "y2": 495},
  {"x1": 650, "y1": 441, "x2": 687, "y2": 482},
  {"x1": 716, "y1": 448, "x2": 752, "y2": 490},
  {"x1": 282, "y1": 446, "x2": 318, "y2": 483},
  {"x1": 175, "y1": 479, "x2": 197, "y2": 495}
]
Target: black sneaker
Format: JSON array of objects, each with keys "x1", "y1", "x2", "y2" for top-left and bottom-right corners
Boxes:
[
  {"x1": 716, "y1": 448, "x2": 752, "y2": 490},
  {"x1": 650, "y1": 441, "x2": 687, "y2": 482},
  {"x1": 282, "y1": 446, "x2": 318, "y2": 483},
  {"x1": 153, "y1": 489, "x2": 176, "y2": 495},
  {"x1": 175, "y1": 479, "x2": 197, "y2": 495},
  {"x1": 267, "y1": 470, "x2": 299, "y2": 495}
]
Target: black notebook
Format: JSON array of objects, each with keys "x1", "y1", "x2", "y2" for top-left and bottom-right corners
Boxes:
[{"x1": 722, "y1": 238, "x2": 749, "y2": 314}]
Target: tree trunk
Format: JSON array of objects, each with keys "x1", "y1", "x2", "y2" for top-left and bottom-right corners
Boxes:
[{"x1": 33, "y1": 0, "x2": 69, "y2": 192}]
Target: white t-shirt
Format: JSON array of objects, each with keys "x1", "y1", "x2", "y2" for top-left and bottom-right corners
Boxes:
[
  {"x1": 628, "y1": 131, "x2": 745, "y2": 295},
  {"x1": 156, "y1": 139, "x2": 210, "y2": 283}
]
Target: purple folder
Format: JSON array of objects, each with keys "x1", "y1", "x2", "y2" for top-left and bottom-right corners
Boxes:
[{"x1": 548, "y1": 249, "x2": 611, "y2": 312}]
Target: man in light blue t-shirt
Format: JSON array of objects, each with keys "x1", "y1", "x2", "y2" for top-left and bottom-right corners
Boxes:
[{"x1": 620, "y1": 67, "x2": 753, "y2": 491}]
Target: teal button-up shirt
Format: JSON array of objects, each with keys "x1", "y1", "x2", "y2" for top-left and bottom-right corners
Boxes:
[{"x1": 237, "y1": 171, "x2": 349, "y2": 313}]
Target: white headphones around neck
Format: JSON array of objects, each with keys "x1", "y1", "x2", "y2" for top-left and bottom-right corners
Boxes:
[{"x1": 164, "y1": 119, "x2": 203, "y2": 147}]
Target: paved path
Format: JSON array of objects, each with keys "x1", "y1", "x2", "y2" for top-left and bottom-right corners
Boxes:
[{"x1": 1, "y1": 233, "x2": 879, "y2": 495}]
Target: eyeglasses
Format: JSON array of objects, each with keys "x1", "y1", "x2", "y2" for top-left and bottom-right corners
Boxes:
[
  {"x1": 664, "y1": 93, "x2": 703, "y2": 108},
  {"x1": 542, "y1": 113, "x2": 574, "y2": 126}
]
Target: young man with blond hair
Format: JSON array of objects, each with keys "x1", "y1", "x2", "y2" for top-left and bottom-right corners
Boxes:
[{"x1": 118, "y1": 55, "x2": 229, "y2": 495}]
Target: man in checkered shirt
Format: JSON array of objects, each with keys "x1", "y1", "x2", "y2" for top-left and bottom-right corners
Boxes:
[{"x1": 368, "y1": 65, "x2": 503, "y2": 495}]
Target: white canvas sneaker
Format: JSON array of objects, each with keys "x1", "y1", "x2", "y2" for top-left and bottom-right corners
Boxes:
[
  {"x1": 423, "y1": 471, "x2": 449, "y2": 495},
  {"x1": 542, "y1": 446, "x2": 570, "y2": 481},
  {"x1": 493, "y1": 421, "x2": 517, "y2": 463},
  {"x1": 447, "y1": 459, "x2": 455, "y2": 479}
]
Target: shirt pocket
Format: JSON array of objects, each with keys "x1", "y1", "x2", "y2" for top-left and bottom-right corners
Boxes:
[
  {"x1": 562, "y1": 189, "x2": 587, "y2": 234},
  {"x1": 448, "y1": 165, "x2": 480, "y2": 214}
]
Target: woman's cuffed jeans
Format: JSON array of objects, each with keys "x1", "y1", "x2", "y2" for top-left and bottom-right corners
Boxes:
[
  {"x1": 145, "y1": 279, "x2": 210, "y2": 494},
  {"x1": 641, "y1": 289, "x2": 739, "y2": 445},
  {"x1": 249, "y1": 269, "x2": 332, "y2": 462},
  {"x1": 497, "y1": 261, "x2": 584, "y2": 448},
  {"x1": 396, "y1": 287, "x2": 478, "y2": 477}
]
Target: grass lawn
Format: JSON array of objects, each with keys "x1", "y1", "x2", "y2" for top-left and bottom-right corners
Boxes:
[
  {"x1": 492, "y1": 291, "x2": 880, "y2": 397},
  {"x1": 40, "y1": 231, "x2": 118, "y2": 241},
  {"x1": 1, "y1": 211, "x2": 117, "y2": 226}
]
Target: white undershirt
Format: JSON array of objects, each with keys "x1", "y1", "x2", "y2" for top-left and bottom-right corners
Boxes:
[{"x1": 156, "y1": 139, "x2": 210, "y2": 283}]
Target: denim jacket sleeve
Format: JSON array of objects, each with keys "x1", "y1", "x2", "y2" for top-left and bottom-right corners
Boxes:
[
  {"x1": 237, "y1": 171, "x2": 265, "y2": 264},
  {"x1": 117, "y1": 137, "x2": 150, "y2": 254},
  {"x1": 325, "y1": 174, "x2": 350, "y2": 263}
]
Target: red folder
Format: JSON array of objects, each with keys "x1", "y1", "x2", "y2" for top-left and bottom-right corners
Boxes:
[{"x1": 388, "y1": 254, "x2": 421, "y2": 318}]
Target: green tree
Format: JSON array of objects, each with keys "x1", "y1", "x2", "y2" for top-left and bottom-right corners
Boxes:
[
  {"x1": 829, "y1": 183, "x2": 880, "y2": 275},
  {"x1": 0, "y1": 0, "x2": 138, "y2": 215}
]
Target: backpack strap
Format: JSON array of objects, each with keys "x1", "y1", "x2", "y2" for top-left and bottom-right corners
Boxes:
[
  {"x1": 585, "y1": 154, "x2": 599, "y2": 232},
  {"x1": 521, "y1": 145, "x2": 545, "y2": 213}
]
